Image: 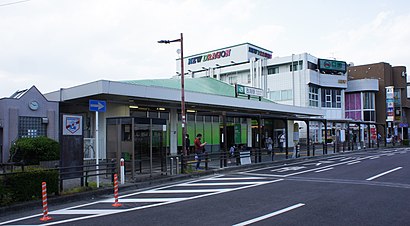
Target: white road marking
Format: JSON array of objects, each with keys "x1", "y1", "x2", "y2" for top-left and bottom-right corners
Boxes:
[
  {"x1": 140, "y1": 189, "x2": 231, "y2": 193},
  {"x1": 242, "y1": 159, "x2": 370, "y2": 178},
  {"x1": 327, "y1": 157, "x2": 347, "y2": 161},
  {"x1": 232, "y1": 203, "x2": 305, "y2": 226},
  {"x1": 51, "y1": 209, "x2": 124, "y2": 215},
  {"x1": 366, "y1": 167, "x2": 403, "y2": 181},
  {"x1": 338, "y1": 157, "x2": 351, "y2": 161},
  {"x1": 318, "y1": 160, "x2": 335, "y2": 164},
  {"x1": 202, "y1": 177, "x2": 267, "y2": 180},
  {"x1": 315, "y1": 167, "x2": 334, "y2": 173},
  {"x1": 347, "y1": 161, "x2": 361, "y2": 165},
  {"x1": 369, "y1": 156, "x2": 380, "y2": 160},
  {"x1": 271, "y1": 166, "x2": 306, "y2": 172},
  {"x1": 1, "y1": 178, "x2": 284, "y2": 226},
  {"x1": 178, "y1": 182, "x2": 264, "y2": 186},
  {"x1": 100, "y1": 198, "x2": 186, "y2": 203}
]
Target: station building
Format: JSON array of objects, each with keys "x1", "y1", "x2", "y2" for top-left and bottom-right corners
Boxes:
[
  {"x1": 178, "y1": 43, "x2": 348, "y2": 143},
  {"x1": 40, "y1": 77, "x2": 323, "y2": 174}
]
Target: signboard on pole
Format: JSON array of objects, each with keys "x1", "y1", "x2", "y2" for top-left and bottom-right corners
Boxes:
[
  {"x1": 386, "y1": 86, "x2": 395, "y2": 122},
  {"x1": 89, "y1": 100, "x2": 106, "y2": 112}
]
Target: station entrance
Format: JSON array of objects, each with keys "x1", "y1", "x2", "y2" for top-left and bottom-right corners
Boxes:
[{"x1": 106, "y1": 117, "x2": 168, "y2": 176}]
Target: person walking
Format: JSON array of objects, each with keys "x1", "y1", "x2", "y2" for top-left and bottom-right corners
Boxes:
[{"x1": 194, "y1": 133, "x2": 207, "y2": 170}]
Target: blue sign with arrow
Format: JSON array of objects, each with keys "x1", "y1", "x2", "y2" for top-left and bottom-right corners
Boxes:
[{"x1": 89, "y1": 100, "x2": 106, "y2": 112}]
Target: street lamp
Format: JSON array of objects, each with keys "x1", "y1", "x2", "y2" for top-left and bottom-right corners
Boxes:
[{"x1": 158, "y1": 33, "x2": 187, "y2": 159}]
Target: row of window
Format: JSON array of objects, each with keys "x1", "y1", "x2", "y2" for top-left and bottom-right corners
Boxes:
[
  {"x1": 267, "y1": 60, "x2": 304, "y2": 75},
  {"x1": 308, "y1": 86, "x2": 342, "y2": 108},
  {"x1": 270, "y1": 89, "x2": 293, "y2": 101}
]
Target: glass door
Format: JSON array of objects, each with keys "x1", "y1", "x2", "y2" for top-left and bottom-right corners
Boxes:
[{"x1": 134, "y1": 118, "x2": 167, "y2": 175}]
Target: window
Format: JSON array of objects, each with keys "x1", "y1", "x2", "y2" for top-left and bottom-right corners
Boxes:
[
  {"x1": 309, "y1": 85, "x2": 319, "y2": 107},
  {"x1": 267, "y1": 67, "x2": 279, "y2": 75},
  {"x1": 289, "y1": 60, "x2": 303, "y2": 71},
  {"x1": 281, "y1": 90, "x2": 293, "y2": 100},
  {"x1": 228, "y1": 76, "x2": 237, "y2": 85},
  {"x1": 364, "y1": 111, "x2": 375, "y2": 121},
  {"x1": 18, "y1": 117, "x2": 46, "y2": 138},
  {"x1": 363, "y1": 92, "x2": 375, "y2": 109},
  {"x1": 308, "y1": 61, "x2": 317, "y2": 70},
  {"x1": 321, "y1": 88, "x2": 342, "y2": 108},
  {"x1": 270, "y1": 91, "x2": 281, "y2": 101},
  {"x1": 270, "y1": 90, "x2": 292, "y2": 101},
  {"x1": 345, "y1": 93, "x2": 362, "y2": 121}
]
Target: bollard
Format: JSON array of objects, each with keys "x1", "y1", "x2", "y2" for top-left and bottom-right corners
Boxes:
[
  {"x1": 175, "y1": 157, "x2": 179, "y2": 174},
  {"x1": 112, "y1": 174, "x2": 122, "y2": 207},
  {"x1": 205, "y1": 152, "x2": 209, "y2": 170},
  {"x1": 40, "y1": 182, "x2": 52, "y2": 222},
  {"x1": 312, "y1": 143, "x2": 316, "y2": 156},
  {"x1": 170, "y1": 157, "x2": 174, "y2": 175},
  {"x1": 120, "y1": 158, "x2": 125, "y2": 185}
]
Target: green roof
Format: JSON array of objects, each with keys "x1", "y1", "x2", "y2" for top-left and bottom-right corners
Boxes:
[{"x1": 121, "y1": 77, "x2": 273, "y2": 102}]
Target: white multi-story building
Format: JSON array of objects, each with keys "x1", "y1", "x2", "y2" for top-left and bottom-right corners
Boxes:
[{"x1": 178, "y1": 43, "x2": 348, "y2": 142}]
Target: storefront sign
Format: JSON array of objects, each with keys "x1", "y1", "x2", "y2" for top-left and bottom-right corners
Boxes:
[
  {"x1": 318, "y1": 59, "x2": 347, "y2": 73},
  {"x1": 386, "y1": 86, "x2": 395, "y2": 122},
  {"x1": 188, "y1": 49, "x2": 232, "y2": 65},
  {"x1": 248, "y1": 47, "x2": 272, "y2": 59}
]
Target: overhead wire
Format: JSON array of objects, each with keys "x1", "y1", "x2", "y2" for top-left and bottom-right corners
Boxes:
[{"x1": 0, "y1": 0, "x2": 32, "y2": 7}]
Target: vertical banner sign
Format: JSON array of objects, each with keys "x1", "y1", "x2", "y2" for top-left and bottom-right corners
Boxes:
[
  {"x1": 63, "y1": 115, "x2": 83, "y2": 135},
  {"x1": 386, "y1": 86, "x2": 394, "y2": 122}
]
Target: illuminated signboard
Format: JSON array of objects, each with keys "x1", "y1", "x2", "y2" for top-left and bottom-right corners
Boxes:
[
  {"x1": 248, "y1": 47, "x2": 272, "y2": 59},
  {"x1": 318, "y1": 59, "x2": 347, "y2": 73},
  {"x1": 188, "y1": 49, "x2": 231, "y2": 65}
]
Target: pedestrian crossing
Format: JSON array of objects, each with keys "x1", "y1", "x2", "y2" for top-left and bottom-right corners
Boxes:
[
  {"x1": 240, "y1": 148, "x2": 410, "y2": 178},
  {"x1": 0, "y1": 175, "x2": 283, "y2": 225}
]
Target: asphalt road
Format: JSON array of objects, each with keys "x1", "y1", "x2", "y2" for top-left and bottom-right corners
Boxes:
[{"x1": 1, "y1": 147, "x2": 410, "y2": 225}]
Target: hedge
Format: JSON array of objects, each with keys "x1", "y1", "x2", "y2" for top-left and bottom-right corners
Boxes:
[
  {"x1": 9, "y1": 137, "x2": 60, "y2": 165},
  {"x1": 1, "y1": 169, "x2": 59, "y2": 206}
]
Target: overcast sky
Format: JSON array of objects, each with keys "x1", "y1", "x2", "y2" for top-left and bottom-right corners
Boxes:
[{"x1": 0, "y1": 0, "x2": 409, "y2": 97}]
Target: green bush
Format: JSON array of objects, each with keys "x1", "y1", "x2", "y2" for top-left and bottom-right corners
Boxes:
[
  {"x1": 10, "y1": 137, "x2": 60, "y2": 165},
  {"x1": 1, "y1": 169, "x2": 59, "y2": 205},
  {"x1": 403, "y1": 139, "x2": 409, "y2": 146}
]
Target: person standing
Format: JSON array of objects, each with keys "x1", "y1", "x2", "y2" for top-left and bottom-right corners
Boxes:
[
  {"x1": 194, "y1": 133, "x2": 207, "y2": 170},
  {"x1": 278, "y1": 133, "x2": 286, "y2": 152},
  {"x1": 266, "y1": 137, "x2": 274, "y2": 160}
]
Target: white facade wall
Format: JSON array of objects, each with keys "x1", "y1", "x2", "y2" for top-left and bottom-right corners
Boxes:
[
  {"x1": 183, "y1": 47, "x2": 348, "y2": 142},
  {"x1": 188, "y1": 51, "x2": 347, "y2": 122}
]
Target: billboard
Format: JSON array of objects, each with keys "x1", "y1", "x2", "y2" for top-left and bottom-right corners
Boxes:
[{"x1": 318, "y1": 59, "x2": 347, "y2": 73}]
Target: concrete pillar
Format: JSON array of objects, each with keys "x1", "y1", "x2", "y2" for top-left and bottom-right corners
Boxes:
[
  {"x1": 170, "y1": 108, "x2": 178, "y2": 155},
  {"x1": 247, "y1": 118, "x2": 252, "y2": 147}
]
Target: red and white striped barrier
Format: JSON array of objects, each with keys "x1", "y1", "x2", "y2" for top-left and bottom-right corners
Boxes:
[
  {"x1": 112, "y1": 173, "x2": 122, "y2": 207},
  {"x1": 39, "y1": 182, "x2": 52, "y2": 222}
]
